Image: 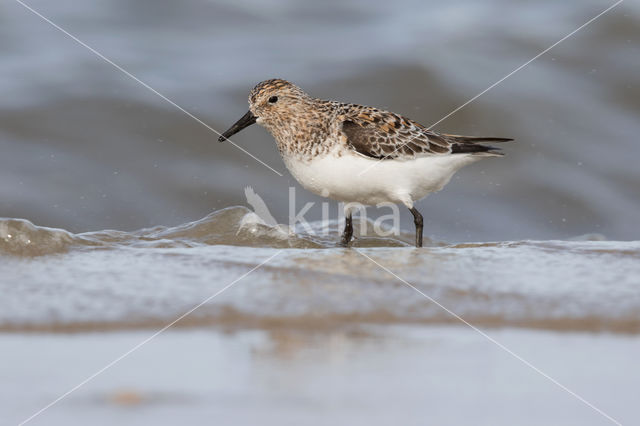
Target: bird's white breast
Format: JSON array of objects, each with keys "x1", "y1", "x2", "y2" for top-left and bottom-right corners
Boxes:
[{"x1": 282, "y1": 147, "x2": 485, "y2": 207}]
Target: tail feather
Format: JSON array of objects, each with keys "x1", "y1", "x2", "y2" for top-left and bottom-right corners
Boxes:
[
  {"x1": 442, "y1": 134, "x2": 514, "y2": 155},
  {"x1": 443, "y1": 134, "x2": 514, "y2": 143}
]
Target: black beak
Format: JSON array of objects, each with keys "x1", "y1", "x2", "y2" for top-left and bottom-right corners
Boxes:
[{"x1": 218, "y1": 111, "x2": 257, "y2": 142}]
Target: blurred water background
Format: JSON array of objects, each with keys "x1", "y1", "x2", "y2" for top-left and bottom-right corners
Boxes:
[
  {"x1": 1, "y1": 0, "x2": 639, "y2": 241},
  {"x1": 1, "y1": 0, "x2": 639, "y2": 425}
]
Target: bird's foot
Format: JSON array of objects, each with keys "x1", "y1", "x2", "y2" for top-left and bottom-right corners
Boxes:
[{"x1": 339, "y1": 237, "x2": 352, "y2": 247}]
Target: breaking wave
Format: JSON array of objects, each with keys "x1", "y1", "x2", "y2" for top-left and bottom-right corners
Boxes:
[
  {"x1": 0, "y1": 206, "x2": 414, "y2": 257},
  {"x1": 1, "y1": 208, "x2": 639, "y2": 334}
]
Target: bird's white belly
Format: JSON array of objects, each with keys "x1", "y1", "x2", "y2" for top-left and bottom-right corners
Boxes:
[{"x1": 283, "y1": 150, "x2": 484, "y2": 207}]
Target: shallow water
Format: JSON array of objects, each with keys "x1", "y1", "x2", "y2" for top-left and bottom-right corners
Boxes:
[
  {"x1": 2, "y1": 210, "x2": 639, "y2": 334},
  {"x1": 3, "y1": 327, "x2": 639, "y2": 426}
]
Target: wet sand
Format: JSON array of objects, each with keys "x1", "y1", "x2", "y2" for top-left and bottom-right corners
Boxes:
[{"x1": 3, "y1": 326, "x2": 637, "y2": 426}]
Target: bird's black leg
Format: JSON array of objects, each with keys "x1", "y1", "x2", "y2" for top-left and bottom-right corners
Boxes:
[
  {"x1": 409, "y1": 207, "x2": 423, "y2": 248},
  {"x1": 340, "y1": 212, "x2": 353, "y2": 246}
]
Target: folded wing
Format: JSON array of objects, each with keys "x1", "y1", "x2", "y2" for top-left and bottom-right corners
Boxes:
[{"x1": 339, "y1": 106, "x2": 512, "y2": 160}]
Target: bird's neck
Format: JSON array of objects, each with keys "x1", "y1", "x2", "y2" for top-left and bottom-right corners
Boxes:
[{"x1": 268, "y1": 101, "x2": 337, "y2": 160}]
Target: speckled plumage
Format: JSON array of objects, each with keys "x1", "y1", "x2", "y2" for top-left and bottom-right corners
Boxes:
[
  {"x1": 220, "y1": 78, "x2": 513, "y2": 247},
  {"x1": 246, "y1": 78, "x2": 511, "y2": 161}
]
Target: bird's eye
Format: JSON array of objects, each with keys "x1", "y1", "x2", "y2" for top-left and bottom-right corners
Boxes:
[{"x1": 268, "y1": 96, "x2": 278, "y2": 104}]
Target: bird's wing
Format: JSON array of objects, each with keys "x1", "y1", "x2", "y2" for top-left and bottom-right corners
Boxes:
[
  {"x1": 337, "y1": 105, "x2": 512, "y2": 159},
  {"x1": 337, "y1": 106, "x2": 451, "y2": 160}
]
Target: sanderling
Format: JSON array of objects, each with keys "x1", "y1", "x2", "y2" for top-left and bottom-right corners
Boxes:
[{"x1": 219, "y1": 79, "x2": 512, "y2": 247}]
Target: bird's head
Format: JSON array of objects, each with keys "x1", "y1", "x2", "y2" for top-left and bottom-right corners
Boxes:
[{"x1": 218, "y1": 79, "x2": 311, "y2": 142}]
